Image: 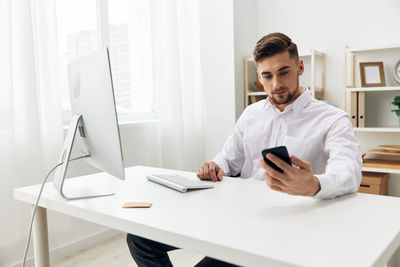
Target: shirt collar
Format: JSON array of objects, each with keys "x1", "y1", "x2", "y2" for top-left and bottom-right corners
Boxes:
[{"x1": 264, "y1": 86, "x2": 312, "y2": 115}]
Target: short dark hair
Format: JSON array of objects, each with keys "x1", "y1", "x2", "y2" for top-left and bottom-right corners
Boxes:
[{"x1": 253, "y1": 32, "x2": 299, "y2": 64}]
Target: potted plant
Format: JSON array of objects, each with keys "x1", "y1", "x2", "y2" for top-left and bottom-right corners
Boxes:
[{"x1": 391, "y1": 96, "x2": 400, "y2": 126}]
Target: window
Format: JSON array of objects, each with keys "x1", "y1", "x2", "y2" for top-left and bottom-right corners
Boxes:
[{"x1": 56, "y1": 0, "x2": 155, "y2": 124}]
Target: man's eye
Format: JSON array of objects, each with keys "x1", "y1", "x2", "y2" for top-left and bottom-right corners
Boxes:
[
  {"x1": 280, "y1": 71, "x2": 289, "y2": 76},
  {"x1": 263, "y1": 75, "x2": 272, "y2": 79}
]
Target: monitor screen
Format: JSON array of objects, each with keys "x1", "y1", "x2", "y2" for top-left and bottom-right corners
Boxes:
[{"x1": 53, "y1": 47, "x2": 125, "y2": 199}]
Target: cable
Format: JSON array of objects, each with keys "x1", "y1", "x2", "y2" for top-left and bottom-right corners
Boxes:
[{"x1": 21, "y1": 154, "x2": 89, "y2": 267}]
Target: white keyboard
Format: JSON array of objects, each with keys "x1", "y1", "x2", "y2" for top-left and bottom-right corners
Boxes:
[{"x1": 146, "y1": 174, "x2": 214, "y2": 192}]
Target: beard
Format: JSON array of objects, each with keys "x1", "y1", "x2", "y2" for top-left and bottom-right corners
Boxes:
[
  {"x1": 269, "y1": 75, "x2": 300, "y2": 105},
  {"x1": 270, "y1": 88, "x2": 296, "y2": 105}
]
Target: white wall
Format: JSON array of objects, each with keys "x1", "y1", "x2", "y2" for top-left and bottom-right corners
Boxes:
[
  {"x1": 233, "y1": 0, "x2": 258, "y2": 119},
  {"x1": 199, "y1": 0, "x2": 236, "y2": 160}
]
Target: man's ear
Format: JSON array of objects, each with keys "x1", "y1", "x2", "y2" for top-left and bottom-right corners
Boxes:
[{"x1": 298, "y1": 59, "x2": 304, "y2": 76}]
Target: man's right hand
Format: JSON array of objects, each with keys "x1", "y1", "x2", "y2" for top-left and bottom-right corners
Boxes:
[{"x1": 197, "y1": 161, "x2": 224, "y2": 182}]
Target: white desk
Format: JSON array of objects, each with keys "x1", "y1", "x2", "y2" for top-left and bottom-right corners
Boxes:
[{"x1": 14, "y1": 166, "x2": 400, "y2": 267}]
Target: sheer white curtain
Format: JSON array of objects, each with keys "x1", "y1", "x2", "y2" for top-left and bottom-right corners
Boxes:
[
  {"x1": 130, "y1": 0, "x2": 206, "y2": 171},
  {"x1": 0, "y1": 0, "x2": 62, "y2": 264}
]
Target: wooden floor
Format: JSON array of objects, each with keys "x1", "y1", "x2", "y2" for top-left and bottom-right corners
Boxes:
[{"x1": 52, "y1": 234, "x2": 204, "y2": 267}]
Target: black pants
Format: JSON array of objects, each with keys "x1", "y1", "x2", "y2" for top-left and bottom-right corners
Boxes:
[{"x1": 126, "y1": 233, "x2": 240, "y2": 267}]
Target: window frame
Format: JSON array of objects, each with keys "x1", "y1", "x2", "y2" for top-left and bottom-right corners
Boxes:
[{"x1": 61, "y1": 0, "x2": 156, "y2": 126}]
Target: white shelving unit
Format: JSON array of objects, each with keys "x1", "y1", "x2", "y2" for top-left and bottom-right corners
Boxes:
[
  {"x1": 362, "y1": 167, "x2": 400, "y2": 174},
  {"x1": 344, "y1": 45, "x2": 400, "y2": 175},
  {"x1": 247, "y1": 91, "x2": 267, "y2": 96},
  {"x1": 345, "y1": 44, "x2": 400, "y2": 53},
  {"x1": 353, "y1": 127, "x2": 400, "y2": 133},
  {"x1": 244, "y1": 49, "x2": 325, "y2": 107},
  {"x1": 346, "y1": 86, "x2": 400, "y2": 92},
  {"x1": 343, "y1": 44, "x2": 400, "y2": 110}
]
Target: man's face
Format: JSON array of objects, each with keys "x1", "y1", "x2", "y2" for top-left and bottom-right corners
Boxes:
[{"x1": 257, "y1": 51, "x2": 304, "y2": 107}]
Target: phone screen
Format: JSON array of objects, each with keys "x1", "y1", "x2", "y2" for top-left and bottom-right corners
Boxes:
[{"x1": 261, "y1": 146, "x2": 291, "y2": 173}]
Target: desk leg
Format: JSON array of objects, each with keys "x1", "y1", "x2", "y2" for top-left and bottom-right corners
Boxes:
[
  {"x1": 32, "y1": 206, "x2": 50, "y2": 267},
  {"x1": 387, "y1": 246, "x2": 400, "y2": 267}
]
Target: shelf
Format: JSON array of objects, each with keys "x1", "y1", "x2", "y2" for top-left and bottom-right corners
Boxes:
[
  {"x1": 248, "y1": 92, "x2": 266, "y2": 96},
  {"x1": 346, "y1": 86, "x2": 400, "y2": 92},
  {"x1": 362, "y1": 167, "x2": 400, "y2": 174},
  {"x1": 363, "y1": 158, "x2": 400, "y2": 174},
  {"x1": 354, "y1": 127, "x2": 400, "y2": 133},
  {"x1": 365, "y1": 149, "x2": 400, "y2": 157},
  {"x1": 345, "y1": 44, "x2": 400, "y2": 53},
  {"x1": 366, "y1": 148, "x2": 400, "y2": 157}
]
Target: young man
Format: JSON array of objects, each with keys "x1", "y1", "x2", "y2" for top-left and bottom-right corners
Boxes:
[
  {"x1": 198, "y1": 32, "x2": 362, "y2": 199},
  {"x1": 127, "y1": 33, "x2": 362, "y2": 267}
]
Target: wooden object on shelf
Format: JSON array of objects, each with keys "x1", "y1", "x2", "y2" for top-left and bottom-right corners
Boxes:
[
  {"x1": 343, "y1": 48, "x2": 355, "y2": 110},
  {"x1": 358, "y1": 91, "x2": 365, "y2": 127},
  {"x1": 350, "y1": 92, "x2": 358, "y2": 127},
  {"x1": 254, "y1": 81, "x2": 264, "y2": 91},
  {"x1": 249, "y1": 95, "x2": 267, "y2": 105},
  {"x1": 244, "y1": 56, "x2": 251, "y2": 107},
  {"x1": 311, "y1": 50, "x2": 326, "y2": 100},
  {"x1": 379, "y1": 145, "x2": 400, "y2": 152},
  {"x1": 365, "y1": 149, "x2": 400, "y2": 157},
  {"x1": 359, "y1": 62, "x2": 386, "y2": 87},
  {"x1": 359, "y1": 171, "x2": 389, "y2": 195},
  {"x1": 362, "y1": 158, "x2": 400, "y2": 170}
]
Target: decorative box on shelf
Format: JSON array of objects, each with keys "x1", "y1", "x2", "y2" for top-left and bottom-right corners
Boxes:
[{"x1": 359, "y1": 172, "x2": 389, "y2": 195}]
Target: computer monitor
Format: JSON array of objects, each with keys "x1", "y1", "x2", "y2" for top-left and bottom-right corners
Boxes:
[{"x1": 53, "y1": 47, "x2": 125, "y2": 200}]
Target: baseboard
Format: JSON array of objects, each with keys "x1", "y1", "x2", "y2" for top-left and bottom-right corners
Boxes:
[{"x1": 10, "y1": 228, "x2": 122, "y2": 267}]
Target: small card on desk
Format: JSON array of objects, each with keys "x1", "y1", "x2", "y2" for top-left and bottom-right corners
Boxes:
[{"x1": 122, "y1": 202, "x2": 152, "y2": 208}]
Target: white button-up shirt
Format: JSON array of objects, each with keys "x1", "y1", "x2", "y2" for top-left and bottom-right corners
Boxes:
[{"x1": 212, "y1": 89, "x2": 362, "y2": 199}]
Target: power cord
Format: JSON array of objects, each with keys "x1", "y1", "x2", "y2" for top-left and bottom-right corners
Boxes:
[{"x1": 21, "y1": 154, "x2": 89, "y2": 267}]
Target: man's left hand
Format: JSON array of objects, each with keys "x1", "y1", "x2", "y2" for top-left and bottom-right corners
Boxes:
[{"x1": 259, "y1": 153, "x2": 321, "y2": 196}]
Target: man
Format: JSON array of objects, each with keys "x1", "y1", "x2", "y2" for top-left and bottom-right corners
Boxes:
[
  {"x1": 198, "y1": 32, "x2": 361, "y2": 199},
  {"x1": 127, "y1": 33, "x2": 362, "y2": 266}
]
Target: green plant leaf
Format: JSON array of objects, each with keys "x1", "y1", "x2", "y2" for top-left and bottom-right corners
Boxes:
[{"x1": 392, "y1": 96, "x2": 400, "y2": 107}]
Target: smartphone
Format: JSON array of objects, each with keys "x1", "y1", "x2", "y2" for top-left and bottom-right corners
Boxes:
[{"x1": 261, "y1": 146, "x2": 292, "y2": 173}]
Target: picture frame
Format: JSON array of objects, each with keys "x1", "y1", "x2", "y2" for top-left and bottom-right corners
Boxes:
[{"x1": 359, "y1": 62, "x2": 386, "y2": 87}]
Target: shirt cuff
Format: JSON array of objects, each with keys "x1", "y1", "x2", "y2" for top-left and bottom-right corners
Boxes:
[
  {"x1": 313, "y1": 174, "x2": 333, "y2": 199},
  {"x1": 211, "y1": 158, "x2": 230, "y2": 176}
]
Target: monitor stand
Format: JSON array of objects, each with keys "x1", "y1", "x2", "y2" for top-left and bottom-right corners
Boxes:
[{"x1": 53, "y1": 115, "x2": 116, "y2": 200}]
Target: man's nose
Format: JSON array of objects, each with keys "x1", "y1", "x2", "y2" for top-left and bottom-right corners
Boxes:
[{"x1": 273, "y1": 77, "x2": 284, "y2": 90}]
